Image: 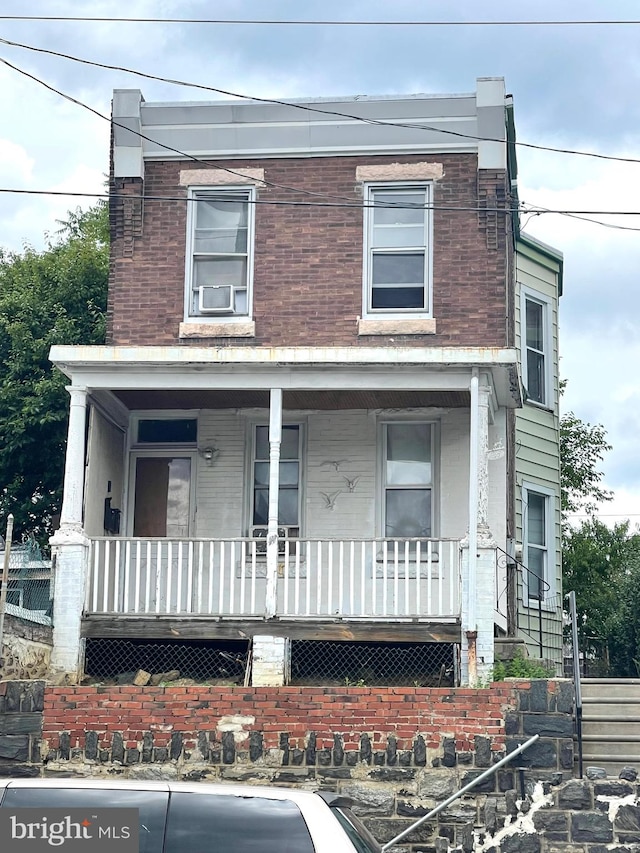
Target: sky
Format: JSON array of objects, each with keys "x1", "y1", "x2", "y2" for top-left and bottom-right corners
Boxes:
[{"x1": 1, "y1": 0, "x2": 639, "y2": 528}]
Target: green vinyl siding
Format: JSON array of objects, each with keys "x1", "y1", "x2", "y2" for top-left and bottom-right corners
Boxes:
[{"x1": 515, "y1": 235, "x2": 563, "y2": 671}]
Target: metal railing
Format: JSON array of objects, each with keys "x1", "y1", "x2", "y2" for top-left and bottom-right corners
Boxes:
[
  {"x1": 381, "y1": 734, "x2": 540, "y2": 851},
  {"x1": 495, "y1": 545, "x2": 562, "y2": 664},
  {"x1": 87, "y1": 536, "x2": 462, "y2": 620}
]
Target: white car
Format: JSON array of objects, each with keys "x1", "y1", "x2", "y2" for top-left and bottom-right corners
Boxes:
[{"x1": 0, "y1": 777, "x2": 382, "y2": 853}]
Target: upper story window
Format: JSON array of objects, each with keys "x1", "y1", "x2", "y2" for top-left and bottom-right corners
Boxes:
[
  {"x1": 364, "y1": 184, "x2": 432, "y2": 318},
  {"x1": 522, "y1": 289, "x2": 551, "y2": 406},
  {"x1": 186, "y1": 188, "x2": 254, "y2": 319}
]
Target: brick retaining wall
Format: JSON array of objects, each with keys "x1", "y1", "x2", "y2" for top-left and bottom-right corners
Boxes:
[{"x1": 1, "y1": 679, "x2": 579, "y2": 850}]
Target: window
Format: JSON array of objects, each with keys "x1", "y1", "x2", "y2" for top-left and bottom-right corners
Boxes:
[
  {"x1": 382, "y1": 422, "x2": 433, "y2": 538},
  {"x1": 252, "y1": 425, "x2": 301, "y2": 532},
  {"x1": 522, "y1": 484, "x2": 555, "y2": 602},
  {"x1": 187, "y1": 188, "x2": 254, "y2": 318},
  {"x1": 0, "y1": 787, "x2": 168, "y2": 853},
  {"x1": 164, "y1": 792, "x2": 315, "y2": 853},
  {"x1": 364, "y1": 184, "x2": 432, "y2": 316},
  {"x1": 522, "y1": 290, "x2": 551, "y2": 406}
]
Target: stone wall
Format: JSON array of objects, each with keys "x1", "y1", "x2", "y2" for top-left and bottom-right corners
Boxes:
[
  {"x1": 0, "y1": 680, "x2": 43, "y2": 777},
  {"x1": 34, "y1": 679, "x2": 574, "y2": 849},
  {"x1": 1, "y1": 615, "x2": 52, "y2": 680},
  {"x1": 480, "y1": 773, "x2": 640, "y2": 853}
]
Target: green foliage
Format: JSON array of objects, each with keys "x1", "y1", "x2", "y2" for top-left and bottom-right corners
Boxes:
[
  {"x1": 563, "y1": 519, "x2": 631, "y2": 641},
  {"x1": 602, "y1": 543, "x2": 640, "y2": 676},
  {"x1": 560, "y1": 396, "x2": 612, "y2": 518},
  {"x1": 0, "y1": 202, "x2": 108, "y2": 544},
  {"x1": 492, "y1": 651, "x2": 555, "y2": 681}
]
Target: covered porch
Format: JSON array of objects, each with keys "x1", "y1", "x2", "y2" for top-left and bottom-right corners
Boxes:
[{"x1": 48, "y1": 345, "x2": 521, "y2": 684}]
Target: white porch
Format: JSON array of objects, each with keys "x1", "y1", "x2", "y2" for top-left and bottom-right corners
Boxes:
[
  {"x1": 48, "y1": 345, "x2": 522, "y2": 684},
  {"x1": 87, "y1": 536, "x2": 461, "y2": 619}
]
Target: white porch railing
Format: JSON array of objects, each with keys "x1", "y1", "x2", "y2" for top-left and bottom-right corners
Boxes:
[{"x1": 86, "y1": 537, "x2": 461, "y2": 620}]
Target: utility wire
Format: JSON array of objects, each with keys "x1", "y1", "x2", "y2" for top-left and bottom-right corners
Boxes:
[
  {"x1": 0, "y1": 55, "x2": 383, "y2": 209},
  {"x1": 2, "y1": 187, "x2": 640, "y2": 226},
  {"x1": 1, "y1": 36, "x2": 639, "y2": 166},
  {"x1": 2, "y1": 48, "x2": 640, "y2": 229},
  {"x1": 1, "y1": 16, "x2": 639, "y2": 26}
]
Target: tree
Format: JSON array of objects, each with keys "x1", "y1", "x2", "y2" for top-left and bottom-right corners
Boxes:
[
  {"x1": 0, "y1": 202, "x2": 108, "y2": 544},
  {"x1": 560, "y1": 406, "x2": 612, "y2": 518},
  {"x1": 562, "y1": 519, "x2": 630, "y2": 646}
]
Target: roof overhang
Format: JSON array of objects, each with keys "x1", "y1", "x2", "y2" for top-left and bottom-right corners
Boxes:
[{"x1": 50, "y1": 345, "x2": 523, "y2": 409}]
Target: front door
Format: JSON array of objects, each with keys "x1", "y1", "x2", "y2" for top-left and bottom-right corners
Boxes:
[
  {"x1": 132, "y1": 456, "x2": 192, "y2": 537},
  {"x1": 124, "y1": 455, "x2": 195, "y2": 613}
]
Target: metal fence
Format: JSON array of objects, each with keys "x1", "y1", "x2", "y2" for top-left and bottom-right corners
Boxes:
[
  {"x1": 289, "y1": 640, "x2": 457, "y2": 687},
  {"x1": 0, "y1": 535, "x2": 52, "y2": 627},
  {"x1": 84, "y1": 638, "x2": 250, "y2": 684}
]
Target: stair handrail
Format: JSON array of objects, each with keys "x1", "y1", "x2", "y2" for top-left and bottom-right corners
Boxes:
[
  {"x1": 567, "y1": 590, "x2": 583, "y2": 777},
  {"x1": 496, "y1": 545, "x2": 552, "y2": 657},
  {"x1": 380, "y1": 734, "x2": 540, "y2": 852}
]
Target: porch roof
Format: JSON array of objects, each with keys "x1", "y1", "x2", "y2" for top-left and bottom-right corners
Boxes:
[{"x1": 49, "y1": 345, "x2": 522, "y2": 408}]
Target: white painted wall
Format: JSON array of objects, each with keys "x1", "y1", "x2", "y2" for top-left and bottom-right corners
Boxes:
[
  {"x1": 84, "y1": 407, "x2": 126, "y2": 537},
  {"x1": 191, "y1": 407, "x2": 507, "y2": 542}
]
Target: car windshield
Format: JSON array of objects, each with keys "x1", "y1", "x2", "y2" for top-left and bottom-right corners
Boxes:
[{"x1": 332, "y1": 808, "x2": 382, "y2": 853}]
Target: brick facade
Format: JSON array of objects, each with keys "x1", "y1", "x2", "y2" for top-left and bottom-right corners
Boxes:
[{"x1": 108, "y1": 154, "x2": 510, "y2": 348}]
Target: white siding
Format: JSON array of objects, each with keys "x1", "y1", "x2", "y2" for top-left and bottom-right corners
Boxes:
[{"x1": 189, "y1": 407, "x2": 507, "y2": 543}]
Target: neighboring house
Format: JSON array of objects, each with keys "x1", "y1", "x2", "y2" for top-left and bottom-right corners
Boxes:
[
  {"x1": 513, "y1": 234, "x2": 564, "y2": 663},
  {"x1": 48, "y1": 77, "x2": 563, "y2": 686}
]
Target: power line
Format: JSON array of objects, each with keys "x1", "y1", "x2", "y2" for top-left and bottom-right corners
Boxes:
[
  {"x1": 2, "y1": 47, "x2": 640, "y2": 231},
  {"x1": 0, "y1": 55, "x2": 375, "y2": 208},
  {"x1": 2, "y1": 187, "x2": 640, "y2": 225},
  {"x1": 1, "y1": 16, "x2": 639, "y2": 26},
  {"x1": 2, "y1": 36, "x2": 640, "y2": 166}
]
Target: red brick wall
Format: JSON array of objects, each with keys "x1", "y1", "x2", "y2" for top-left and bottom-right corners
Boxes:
[
  {"x1": 43, "y1": 684, "x2": 518, "y2": 755},
  {"x1": 108, "y1": 154, "x2": 510, "y2": 348}
]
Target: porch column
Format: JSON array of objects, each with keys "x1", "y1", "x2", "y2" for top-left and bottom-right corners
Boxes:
[
  {"x1": 49, "y1": 385, "x2": 90, "y2": 681},
  {"x1": 265, "y1": 388, "x2": 282, "y2": 618},
  {"x1": 477, "y1": 383, "x2": 492, "y2": 539},
  {"x1": 58, "y1": 386, "x2": 89, "y2": 535},
  {"x1": 463, "y1": 373, "x2": 495, "y2": 685}
]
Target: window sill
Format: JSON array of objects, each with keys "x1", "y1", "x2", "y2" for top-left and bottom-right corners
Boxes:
[
  {"x1": 358, "y1": 318, "x2": 436, "y2": 336},
  {"x1": 179, "y1": 320, "x2": 256, "y2": 339}
]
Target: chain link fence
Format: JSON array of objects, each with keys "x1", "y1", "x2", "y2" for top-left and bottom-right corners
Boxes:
[
  {"x1": 290, "y1": 640, "x2": 457, "y2": 687},
  {"x1": 84, "y1": 638, "x2": 250, "y2": 684},
  {"x1": 0, "y1": 535, "x2": 52, "y2": 626}
]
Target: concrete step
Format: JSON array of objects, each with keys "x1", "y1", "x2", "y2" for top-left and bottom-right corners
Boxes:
[
  {"x1": 582, "y1": 718, "x2": 640, "y2": 736},
  {"x1": 581, "y1": 679, "x2": 640, "y2": 700},
  {"x1": 582, "y1": 700, "x2": 640, "y2": 716},
  {"x1": 580, "y1": 738, "x2": 640, "y2": 756},
  {"x1": 581, "y1": 757, "x2": 640, "y2": 777}
]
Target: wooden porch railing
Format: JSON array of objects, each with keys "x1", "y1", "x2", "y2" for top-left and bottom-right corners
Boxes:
[{"x1": 86, "y1": 537, "x2": 462, "y2": 620}]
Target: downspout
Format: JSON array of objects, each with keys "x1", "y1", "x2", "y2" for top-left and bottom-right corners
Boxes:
[
  {"x1": 265, "y1": 388, "x2": 282, "y2": 618},
  {"x1": 467, "y1": 369, "x2": 479, "y2": 684}
]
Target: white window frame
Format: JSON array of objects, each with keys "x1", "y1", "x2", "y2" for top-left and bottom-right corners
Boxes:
[
  {"x1": 377, "y1": 419, "x2": 439, "y2": 540},
  {"x1": 246, "y1": 421, "x2": 305, "y2": 537},
  {"x1": 184, "y1": 186, "x2": 256, "y2": 322},
  {"x1": 521, "y1": 481, "x2": 556, "y2": 605},
  {"x1": 520, "y1": 286, "x2": 552, "y2": 408},
  {"x1": 362, "y1": 182, "x2": 433, "y2": 319}
]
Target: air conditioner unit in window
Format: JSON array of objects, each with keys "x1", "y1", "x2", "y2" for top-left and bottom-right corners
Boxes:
[
  {"x1": 199, "y1": 284, "x2": 234, "y2": 314},
  {"x1": 251, "y1": 526, "x2": 300, "y2": 555}
]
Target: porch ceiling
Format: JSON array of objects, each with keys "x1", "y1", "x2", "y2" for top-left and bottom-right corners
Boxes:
[{"x1": 112, "y1": 388, "x2": 471, "y2": 410}]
